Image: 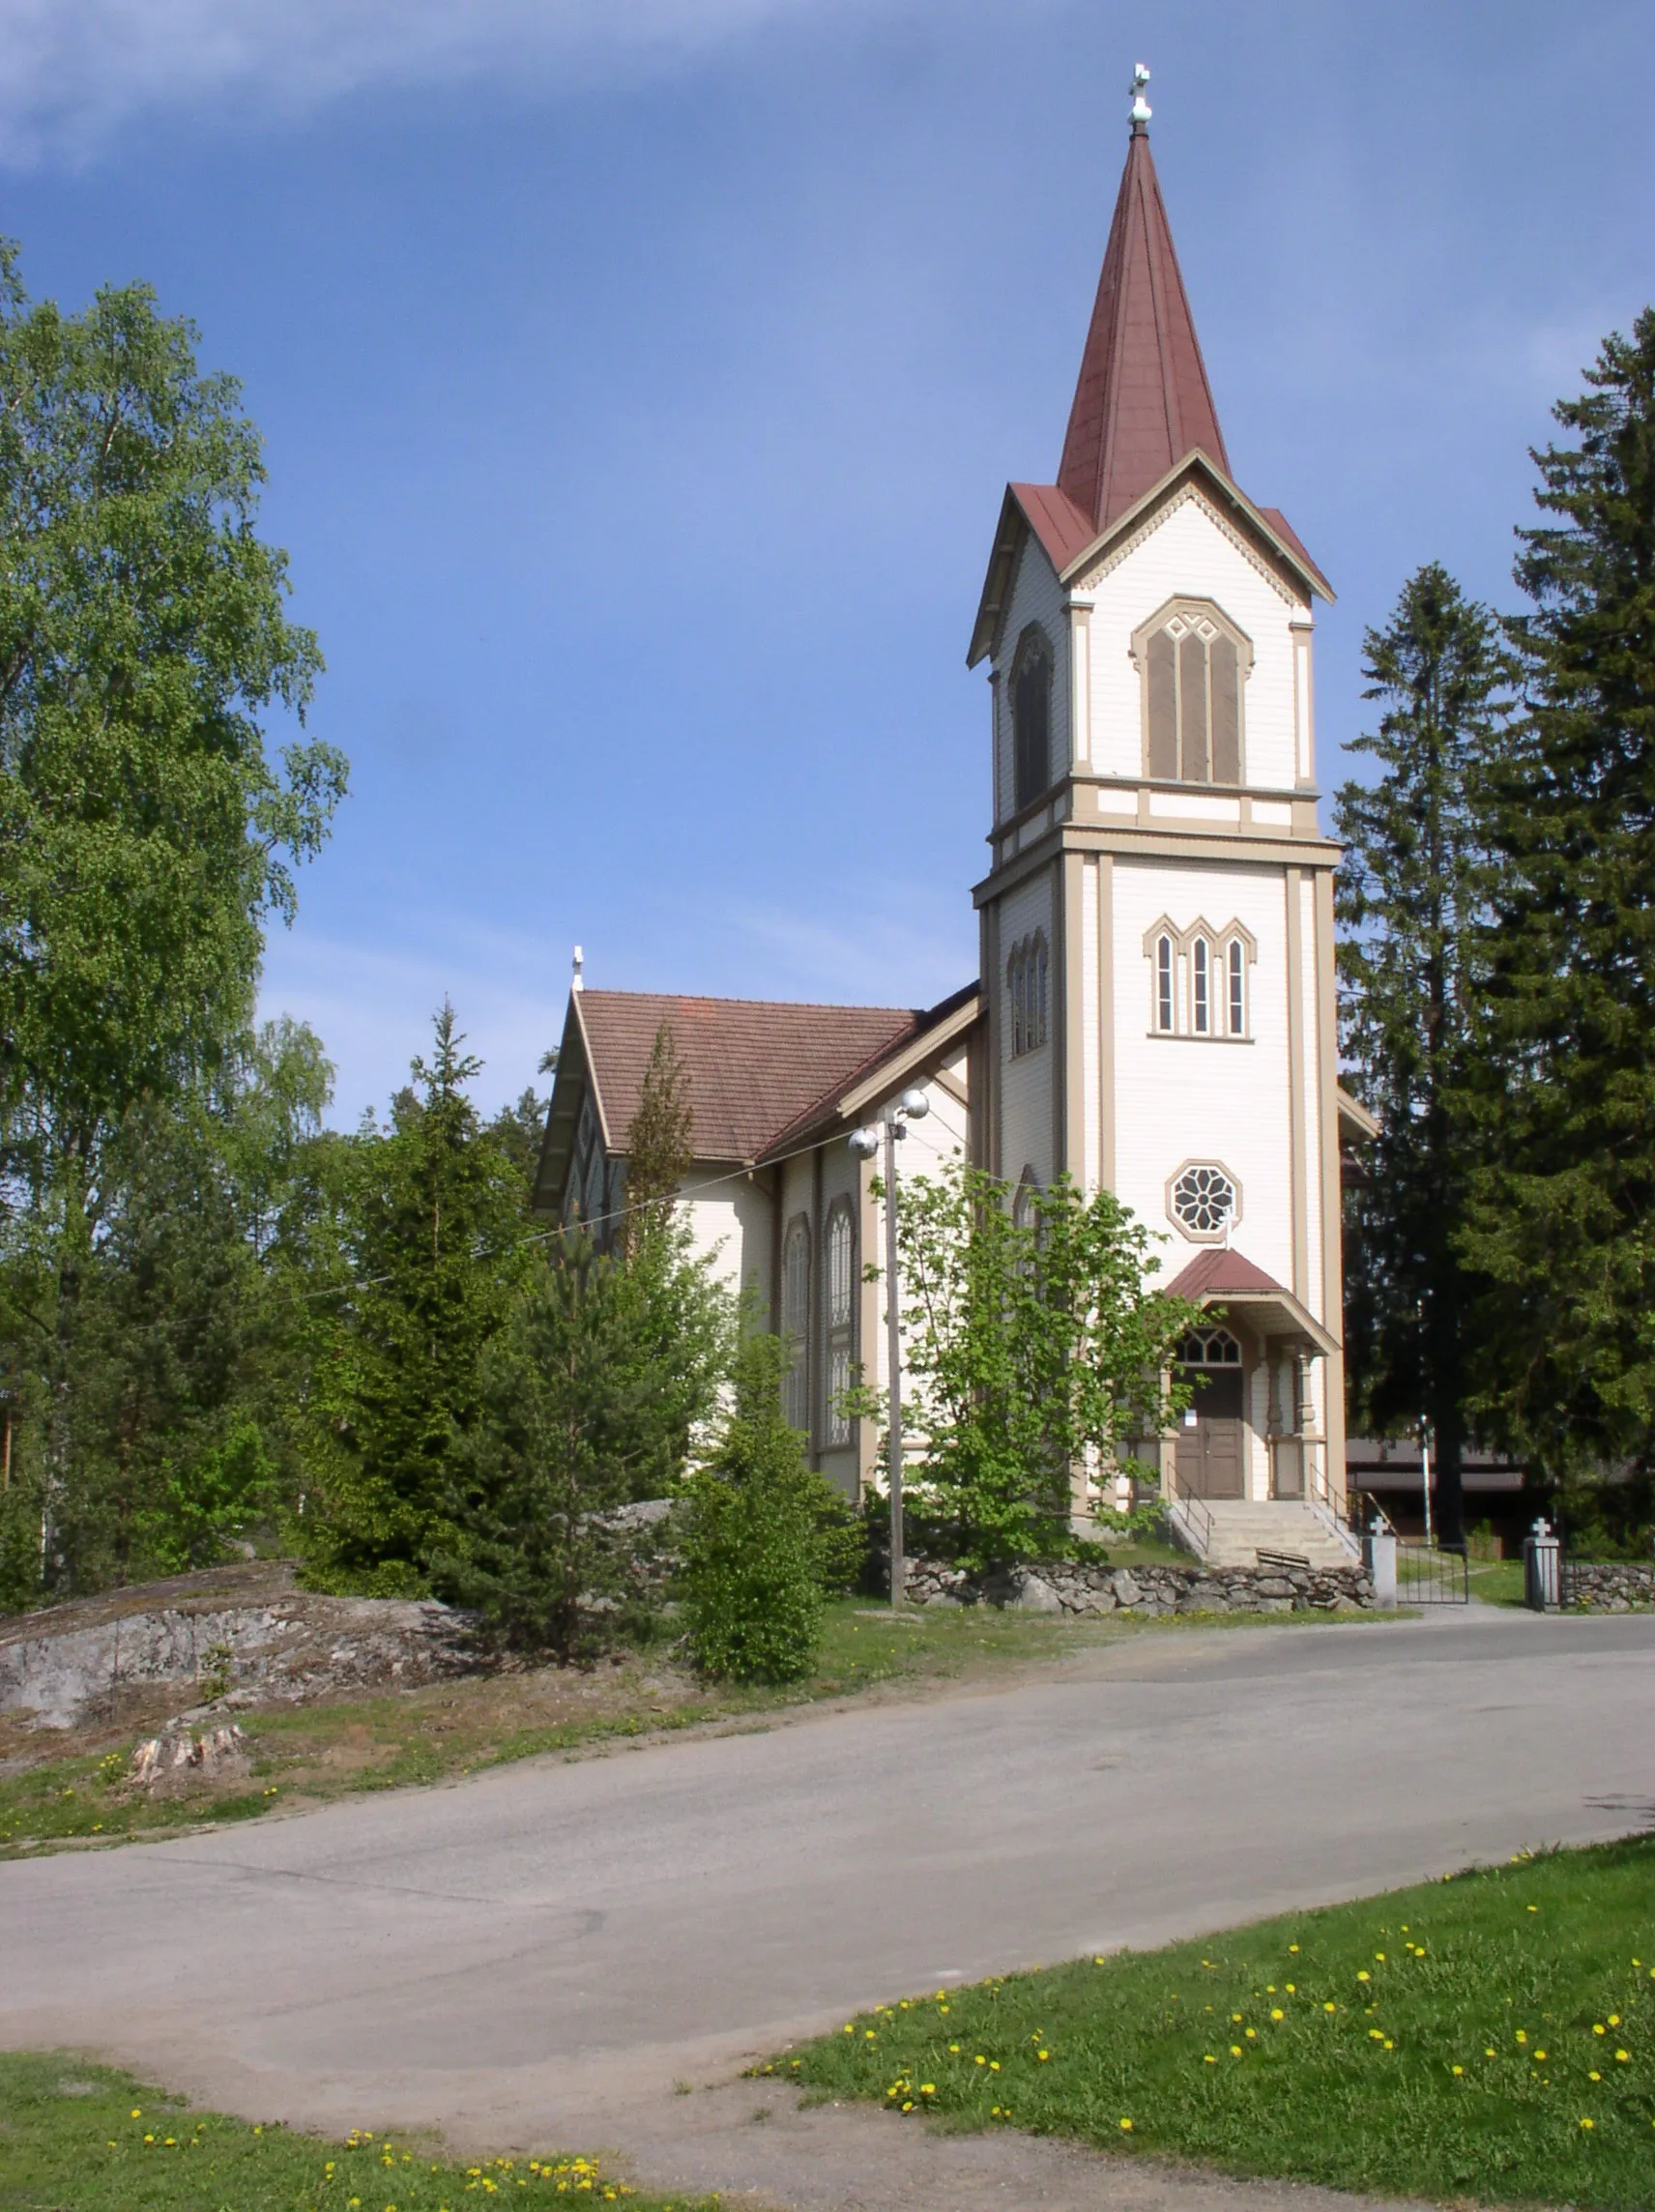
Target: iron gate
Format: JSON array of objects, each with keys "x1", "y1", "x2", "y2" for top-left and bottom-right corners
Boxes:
[{"x1": 1396, "y1": 1541, "x2": 1470, "y2": 1605}]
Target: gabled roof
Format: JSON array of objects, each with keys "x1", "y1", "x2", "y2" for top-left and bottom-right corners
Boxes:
[
  {"x1": 1167, "y1": 1244, "x2": 1339, "y2": 1358},
  {"x1": 1057, "y1": 120, "x2": 1229, "y2": 535},
  {"x1": 533, "y1": 984, "x2": 980, "y2": 1212}
]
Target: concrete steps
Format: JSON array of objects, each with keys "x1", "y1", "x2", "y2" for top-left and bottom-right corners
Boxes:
[{"x1": 1177, "y1": 1499, "x2": 1360, "y2": 1570}]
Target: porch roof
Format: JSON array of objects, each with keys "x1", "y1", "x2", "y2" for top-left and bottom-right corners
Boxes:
[{"x1": 1166, "y1": 1246, "x2": 1338, "y2": 1359}]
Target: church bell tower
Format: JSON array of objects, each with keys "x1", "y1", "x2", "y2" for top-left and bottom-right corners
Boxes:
[{"x1": 967, "y1": 66, "x2": 1351, "y2": 1528}]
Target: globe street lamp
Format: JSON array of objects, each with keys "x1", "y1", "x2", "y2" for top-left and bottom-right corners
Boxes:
[{"x1": 849, "y1": 1086, "x2": 931, "y2": 1609}]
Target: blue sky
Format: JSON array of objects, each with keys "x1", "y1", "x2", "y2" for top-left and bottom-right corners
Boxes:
[{"x1": 4, "y1": 0, "x2": 1651, "y2": 1122}]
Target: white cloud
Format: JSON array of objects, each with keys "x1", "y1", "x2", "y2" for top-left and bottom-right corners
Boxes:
[{"x1": 0, "y1": 0, "x2": 842, "y2": 163}]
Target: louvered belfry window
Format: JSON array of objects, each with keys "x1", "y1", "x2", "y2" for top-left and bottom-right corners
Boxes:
[
  {"x1": 1011, "y1": 627, "x2": 1053, "y2": 810},
  {"x1": 1145, "y1": 605, "x2": 1243, "y2": 785}
]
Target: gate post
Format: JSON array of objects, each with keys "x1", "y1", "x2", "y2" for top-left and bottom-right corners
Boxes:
[
  {"x1": 1364, "y1": 1519, "x2": 1397, "y2": 1611},
  {"x1": 1524, "y1": 1518, "x2": 1561, "y2": 1612}
]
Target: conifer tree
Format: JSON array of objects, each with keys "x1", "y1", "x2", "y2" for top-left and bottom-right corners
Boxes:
[
  {"x1": 620, "y1": 1023, "x2": 692, "y2": 1255},
  {"x1": 304, "y1": 1004, "x2": 524, "y2": 1594},
  {"x1": 1333, "y1": 564, "x2": 1513, "y2": 1546},
  {"x1": 1462, "y1": 310, "x2": 1655, "y2": 1529}
]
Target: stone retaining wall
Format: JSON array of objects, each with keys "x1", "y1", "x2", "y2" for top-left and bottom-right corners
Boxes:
[
  {"x1": 1565, "y1": 1561, "x2": 1655, "y2": 1613},
  {"x1": 901, "y1": 1556, "x2": 1376, "y2": 1615}
]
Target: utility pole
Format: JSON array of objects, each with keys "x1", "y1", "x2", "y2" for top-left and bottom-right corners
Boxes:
[{"x1": 849, "y1": 1088, "x2": 932, "y2": 1611}]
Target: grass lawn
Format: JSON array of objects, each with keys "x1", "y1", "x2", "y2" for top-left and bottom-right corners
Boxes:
[
  {"x1": 0, "y1": 1591, "x2": 1392, "y2": 1860},
  {"x1": 771, "y1": 1838, "x2": 1655, "y2": 2210},
  {"x1": 0, "y1": 2052, "x2": 712, "y2": 2210},
  {"x1": 1468, "y1": 1557, "x2": 1528, "y2": 1607}
]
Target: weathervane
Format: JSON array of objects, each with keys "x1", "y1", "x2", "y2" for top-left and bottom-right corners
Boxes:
[{"x1": 1129, "y1": 61, "x2": 1151, "y2": 132}]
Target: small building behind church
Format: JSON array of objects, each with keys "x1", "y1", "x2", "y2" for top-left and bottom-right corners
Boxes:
[{"x1": 536, "y1": 72, "x2": 1373, "y2": 1567}]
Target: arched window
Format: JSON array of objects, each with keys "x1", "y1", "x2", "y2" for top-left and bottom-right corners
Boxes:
[
  {"x1": 1138, "y1": 601, "x2": 1248, "y2": 786},
  {"x1": 825, "y1": 1202, "x2": 856, "y2": 1448},
  {"x1": 1007, "y1": 933, "x2": 1049, "y2": 1058},
  {"x1": 1011, "y1": 627, "x2": 1053, "y2": 811},
  {"x1": 1178, "y1": 1326, "x2": 1242, "y2": 1369},
  {"x1": 1012, "y1": 1170, "x2": 1040, "y2": 1233},
  {"x1": 1191, "y1": 936, "x2": 1211, "y2": 1035},
  {"x1": 1227, "y1": 938, "x2": 1246, "y2": 1037},
  {"x1": 781, "y1": 1216, "x2": 811, "y2": 1433},
  {"x1": 1154, "y1": 934, "x2": 1175, "y2": 1033}
]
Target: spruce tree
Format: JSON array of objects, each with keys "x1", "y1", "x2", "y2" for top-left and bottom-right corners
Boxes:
[
  {"x1": 1333, "y1": 564, "x2": 1513, "y2": 1546},
  {"x1": 1462, "y1": 310, "x2": 1655, "y2": 1529},
  {"x1": 304, "y1": 1004, "x2": 524, "y2": 1594},
  {"x1": 620, "y1": 1023, "x2": 692, "y2": 1255}
]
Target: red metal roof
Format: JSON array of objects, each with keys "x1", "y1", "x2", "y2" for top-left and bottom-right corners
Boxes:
[
  {"x1": 575, "y1": 990, "x2": 925, "y2": 1164},
  {"x1": 1166, "y1": 1246, "x2": 1291, "y2": 1301},
  {"x1": 1007, "y1": 481, "x2": 1098, "y2": 575},
  {"x1": 1057, "y1": 125, "x2": 1230, "y2": 535}
]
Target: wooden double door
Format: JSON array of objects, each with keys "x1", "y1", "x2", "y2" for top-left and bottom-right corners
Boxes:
[{"x1": 1175, "y1": 1363, "x2": 1245, "y2": 1499}]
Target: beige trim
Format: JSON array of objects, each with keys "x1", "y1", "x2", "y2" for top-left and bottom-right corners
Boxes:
[
  {"x1": 1062, "y1": 851, "x2": 1086, "y2": 1178},
  {"x1": 1285, "y1": 867, "x2": 1309, "y2": 1305},
  {"x1": 1336, "y1": 1085, "x2": 1379, "y2": 1142},
  {"x1": 856, "y1": 1151, "x2": 881, "y2": 1501},
  {"x1": 1058, "y1": 448, "x2": 1334, "y2": 605},
  {"x1": 834, "y1": 990, "x2": 982, "y2": 1120},
  {"x1": 1097, "y1": 851, "x2": 1116, "y2": 1190},
  {"x1": 1068, "y1": 601, "x2": 1091, "y2": 770},
  {"x1": 982, "y1": 898, "x2": 1002, "y2": 1180},
  {"x1": 1315, "y1": 868, "x2": 1348, "y2": 1513},
  {"x1": 974, "y1": 823, "x2": 1341, "y2": 906}
]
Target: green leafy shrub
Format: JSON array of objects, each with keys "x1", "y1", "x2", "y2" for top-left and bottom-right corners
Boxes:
[{"x1": 682, "y1": 1334, "x2": 851, "y2": 1682}]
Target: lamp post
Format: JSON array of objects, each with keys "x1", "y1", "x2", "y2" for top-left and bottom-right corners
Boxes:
[{"x1": 849, "y1": 1086, "x2": 931, "y2": 1610}]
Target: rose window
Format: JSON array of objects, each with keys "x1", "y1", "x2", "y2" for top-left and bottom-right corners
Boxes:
[{"x1": 1170, "y1": 1163, "x2": 1236, "y2": 1237}]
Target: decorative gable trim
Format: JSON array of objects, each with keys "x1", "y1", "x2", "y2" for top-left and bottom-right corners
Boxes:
[{"x1": 1075, "y1": 478, "x2": 1300, "y2": 609}]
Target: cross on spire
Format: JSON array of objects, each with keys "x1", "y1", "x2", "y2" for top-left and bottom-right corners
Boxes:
[{"x1": 1129, "y1": 62, "x2": 1151, "y2": 133}]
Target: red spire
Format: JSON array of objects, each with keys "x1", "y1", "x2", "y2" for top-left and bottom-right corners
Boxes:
[{"x1": 1057, "y1": 118, "x2": 1230, "y2": 535}]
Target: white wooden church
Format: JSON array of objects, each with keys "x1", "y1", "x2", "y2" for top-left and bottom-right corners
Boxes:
[{"x1": 536, "y1": 72, "x2": 1374, "y2": 1565}]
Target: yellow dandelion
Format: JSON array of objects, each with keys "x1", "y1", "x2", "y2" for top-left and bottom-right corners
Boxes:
[
  {"x1": 1452, "y1": 2065, "x2": 1463, "y2": 2076},
  {"x1": 1357, "y1": 1972, "x2": 1370, "y2": 1983},
  {"x1": 1581, "y1": 2117, "x2": 1594, "y2": 2130},
  {"x1": 1269, "y1": 2009, "x2": 1284, "y2": 2022},
  {"x1": 1231, "y1": 2045, "x2": 1242, "y2": 2056},
  {"x1": 1323, "y1": 2002, "x2": 1337, "y2": 2014},
  {"x1": 1617, "y1": 2051, "x2": 1631, "y2": 2062},
  {"x1": 1118, "y1": 2117, "x2": 1133, "y2": 2131},
  {"x1": 1204, "y1": 2055, "x2": 1216, "y2": 2065}
]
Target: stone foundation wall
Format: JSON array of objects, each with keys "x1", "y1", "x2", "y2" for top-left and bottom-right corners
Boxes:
[
  {"x1": 901, "y1": 1556, "x2": 1376, "y2": 1615},
  {"x1": 1565, "y1": 1561, "x2": 1655, "y2": 1613}
]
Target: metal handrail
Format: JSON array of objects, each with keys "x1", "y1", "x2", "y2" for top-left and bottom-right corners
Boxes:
[{"x1": 1167, "y1": 1487, "x2": 1215, "y2": 1557}]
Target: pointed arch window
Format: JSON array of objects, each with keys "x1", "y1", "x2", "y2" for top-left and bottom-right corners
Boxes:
[
  {"x1": 781, "y1": 1216, "x2": 811, "y2": 1433},
  {"x1": 1006, "y1": 930, "x2": 1049, "y2": 1058},
  {"x1": 825, "y1": 1201, "x2": 856, "y2": 1448},
  {"x1": 1145, "y1": 919, "x2": 1255, "y2": 1038},
  {"x1": 1011, "y1": 626, "x2": 1054, "y2": 811},
  {"x1": 1136, "y1": 599, "x2": 1251, "y2": 786},
  {"x1": 1154, "y1": 933, "x2": 1175, "y2": 1033}
]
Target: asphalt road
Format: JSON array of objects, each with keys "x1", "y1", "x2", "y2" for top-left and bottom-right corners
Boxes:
[{"x1": 3, "y1": 1607, "x2": 1652, "y2": 2206}]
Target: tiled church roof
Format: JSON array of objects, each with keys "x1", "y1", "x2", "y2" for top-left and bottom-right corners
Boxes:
[
  {"x1": 1056, "y1": 120, "x2": 1230, "y2": 535},
  {"x1": 575, "y1": 990, "x2": 923, "y2": 1165}
]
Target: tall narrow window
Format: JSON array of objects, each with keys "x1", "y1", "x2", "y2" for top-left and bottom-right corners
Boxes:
[
  {"x1": 1011, "y1": 628, "x2": 1053, "y2": 811},
  {"x1": 825, "y1": 1203, "x2": 856, "y2": 1448},
  {"x1": 1191, "y1": 937, "x2": 1210, "y2": 1034},
  {"x1": 1139, "y1": 602, "x2": 1248, "y2": 785},
  {"x1": 1155, "y1": 935, "x2": 1175, "y2": 1033},
  {"x1": 1007, "y1": 943, "x2": 1024, "y2": 1057},
  {"x1": 1030, "y1": 931, "x2": 1049, "y2": 1048},
  {"x1": 781, "y1": 1218, "x2": 810, "y2": 1434},
  {"x1": 1228, "y1": 939, "x2": 1245, "y2": 1036}
]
